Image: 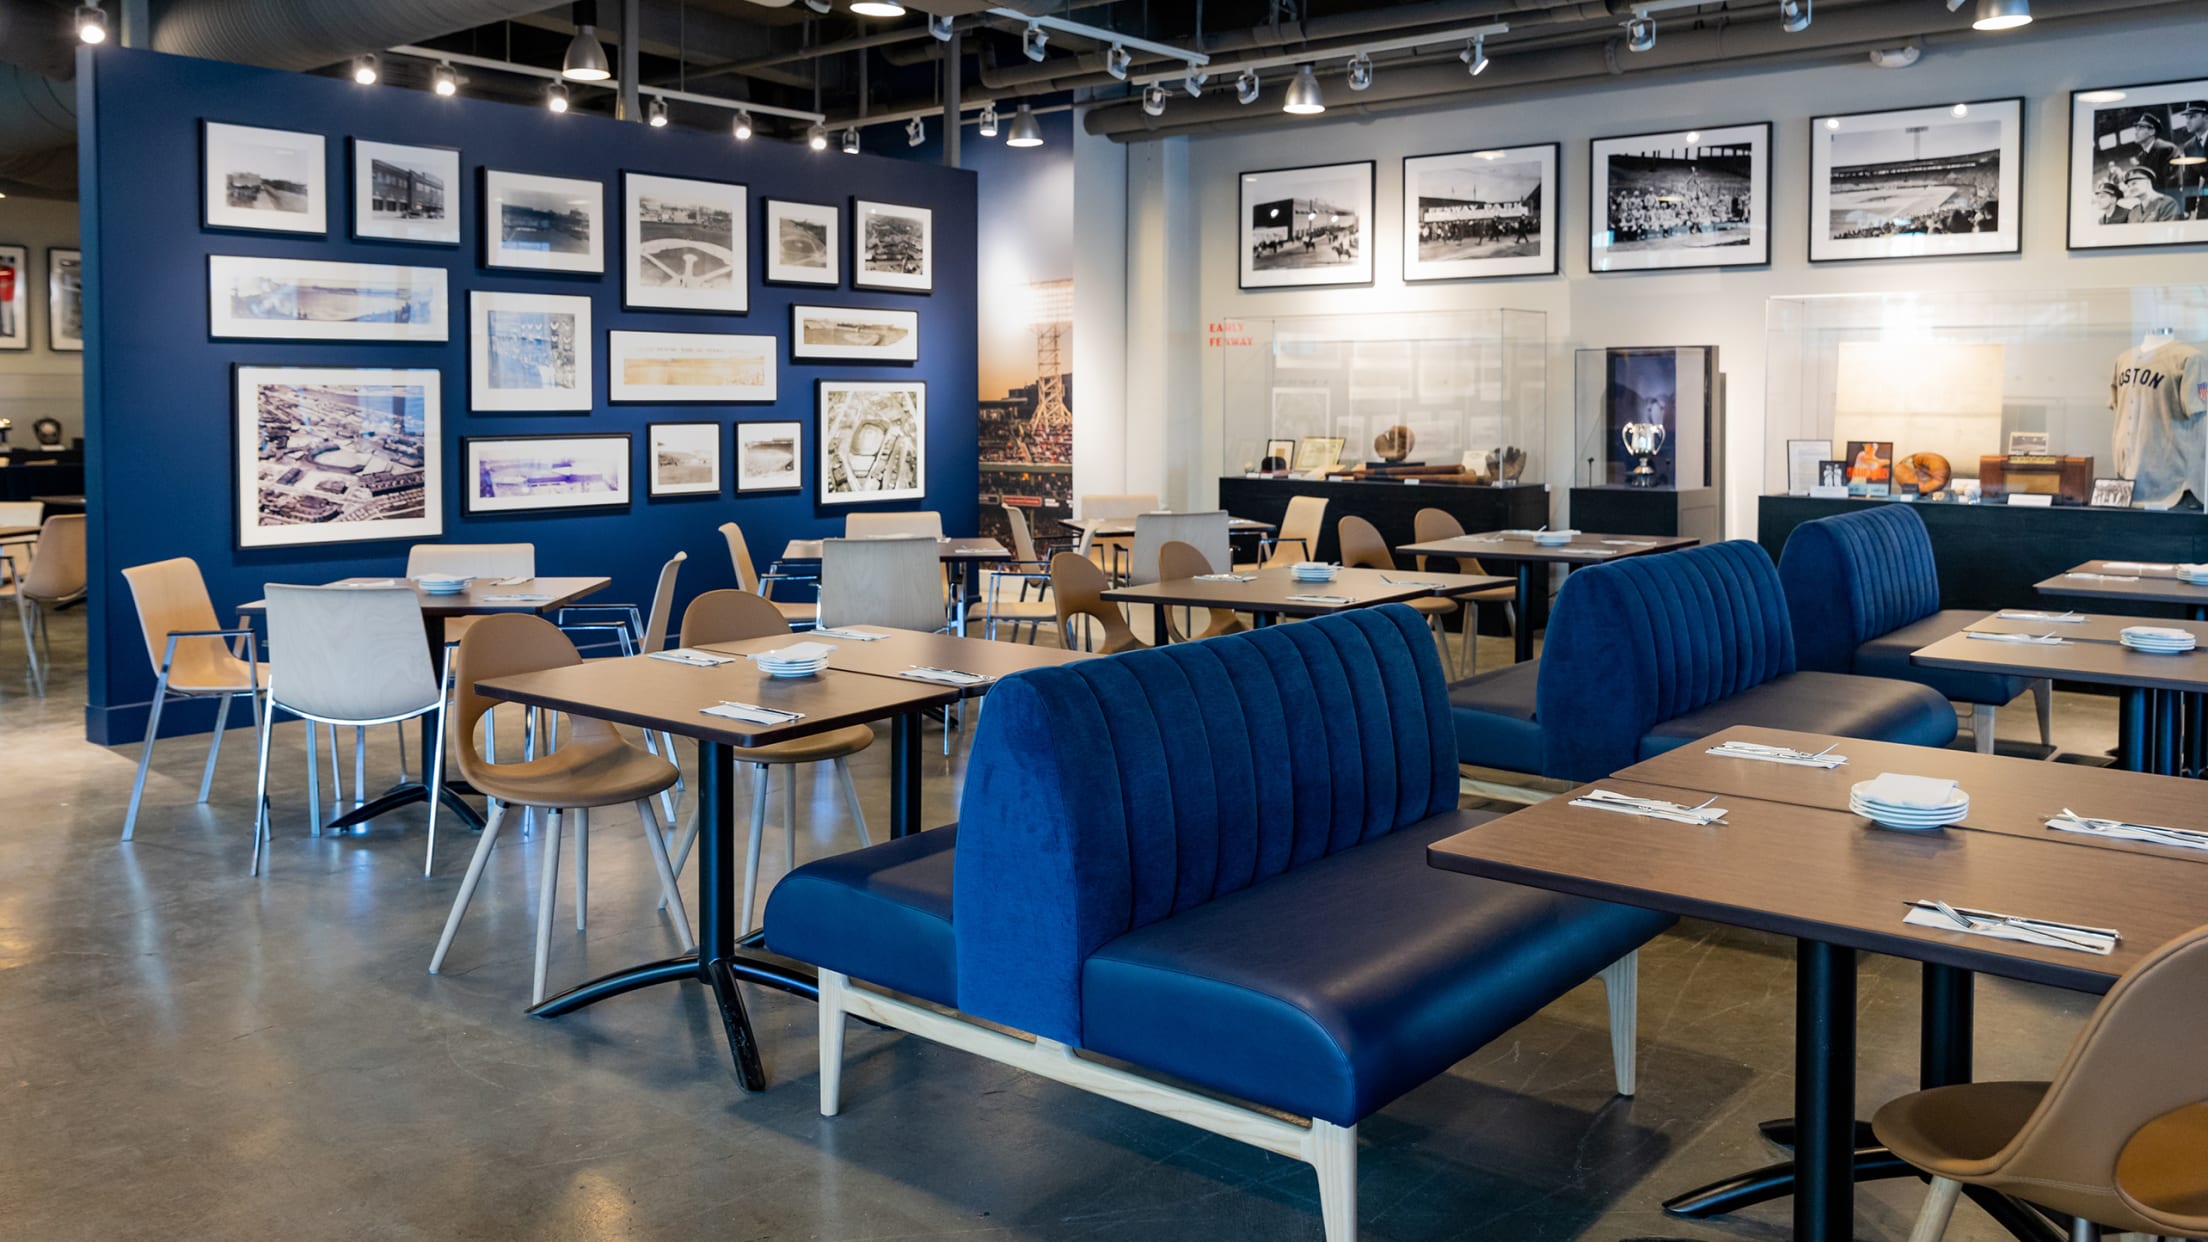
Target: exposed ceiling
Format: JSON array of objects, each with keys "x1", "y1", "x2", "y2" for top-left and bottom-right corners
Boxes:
[{"x1": 0, "y1": 0, "x2": 2198, "y2": 200}]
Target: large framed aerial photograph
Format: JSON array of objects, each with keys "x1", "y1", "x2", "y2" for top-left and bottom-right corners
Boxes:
[
  {"x1": 469, "y1": 291, "x2": 592, "y2": 412},
  {"x1": 1590, "y1": 123, "x2": 1771, "y2": 272},
  {"x1": 852, "y1": 199, "x2": 932, "y2": 293},
  {"x1": 645, "y1": 421, "x2": 721, "y2": 497},
  {"x1": 607, "y1": 329, "x2": 775, "y2": 403},
  {"x1": 46, "y1": 249, "x2": 82, "y2": 351},
  {"x1": 818, "y1": 379, "x2": 924, "y2": 504},
  {"x1": 1239, "y1": 160, "x2": 1374, "y2": 290},
  {"x1": 789, "y1": 303, "x2": 918, "y2": 363},
  {"x1": 1811, "y1": 99, "x2": 2022, "y2": 263},
  {"x1": 482, "y1": 169, "x2": 604, "y2": 273},
  {"x1": 764, "y1": 198, "x2": 840, "y2": 286},
  {"x1": 202, "y1": 121, "x2": 327, "y2": 235},
  {"x1": 623, "y1": 172, "x2": 747, "y2": 312},
  {"x1": 735, "y1": 420, "x2": 802, "y2": 493},
  {"x1": 0, "y1": 246, "x2": 27, "y2": 350},
  {"x1": 208, "y1": 255, "x2": 448, "y2": 342},
  {"x1": 1402, "y1": 145, "x2": 1558, "y2": 281},
  {"x1": 462, "y1": 433, "x2": 630, "y2": 514},
  {"x1": 2068, "y1": 81, "x2": 2208, "y2": 251},
  {"x1": 350, "y1": 138, "x2": 459, "y2": 245},
  {"x1": 233, "y1": 365, "x2": 442, "y2": 549}
]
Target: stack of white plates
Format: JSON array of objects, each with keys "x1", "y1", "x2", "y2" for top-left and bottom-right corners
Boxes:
[
  {"x1": 1849, "y1": 779, "x2": 1969, "y2": 831},
  {"x1": 2178, "y1": 563, "x2": 2208, "y2": 585},
  {"x1": 1531, "y1": 529, "x2": 1578, "y2": 546},
  {"x1": 1291, "y1": 562, "x2": 1338, "y2": 583},
  {"x1": 756, "y1": 647, "x2": 830, "y2": 678},
  {"x1": 2121, "y1": 625, "x2": 2197, "y2": 654},
  {"x1": 415, "y1": 575, "x2": 469, "y2": 595}
]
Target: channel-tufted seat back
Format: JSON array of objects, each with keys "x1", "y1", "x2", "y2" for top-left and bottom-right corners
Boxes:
[
  {"x1": 1777, "y1": 503, "x2": 1942, "y2": 673},
  {"x1": 1536, "y1": 540, "x2": 1797, "y2": 782},
  {"x1": 952, "y1": 605, "x2": 1459, "y2": 1045}
]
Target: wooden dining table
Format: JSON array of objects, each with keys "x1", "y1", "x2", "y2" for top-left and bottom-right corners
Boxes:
[
  {"x1": 1396, "y1": 530, "x2": 1699, "y2": 662},
  {"x1": 2037, "y1": 560, "x2": 2208, "y2": 619},
  {"x1": 778, "y1": 537, "x2": 1011, "y2": 636},
  {"x1": 1099, "y1": 565, "x2": 1511, "y2": 646},
  {"x1": 696, "y1": 624, "x2": 1094, "y2": 695}
]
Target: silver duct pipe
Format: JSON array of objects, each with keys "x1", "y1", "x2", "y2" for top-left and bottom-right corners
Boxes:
[{"x1": 147, "y1": 0, "x2": 559, "y2": 71}]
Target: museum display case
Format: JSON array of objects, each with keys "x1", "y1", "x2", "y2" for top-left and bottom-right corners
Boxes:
[{"x1": 1569, "y1": 345, "x2": 1724, "y2": 541}]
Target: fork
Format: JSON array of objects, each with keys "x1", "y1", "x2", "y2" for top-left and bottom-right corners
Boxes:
[
  {"x1": 2057, "y1": 808, "x2": 2208, "y2": 847},
  {"x1": 1927, "y1": 900, "x2": 2108, "y2": 951}
]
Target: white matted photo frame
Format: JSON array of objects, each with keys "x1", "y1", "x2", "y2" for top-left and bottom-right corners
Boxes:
[
  {"x1": 646, "y1": 422, "x2": 723, "y2": 497},
  {"x1": 349, "y1": 138, "x2": 460, "y2": 245},
  {"x1": 233, "y1": 365, "x2": 442, "y2": 548},
  {"x1": 789, "y1": 304, "x2": 919, "y2": 363},
  {"x1": 47, "y1": 249, "x2": 82, "y2": 351},
  {"x1": 0, "y1": 245, "x2": 28, "y2": 350},
  {"x1": 202, "y1": 121, "x2": 327, "y2": 235},
  {"x1": 1810, "y1": 99, "x2": 2022, "y2": 263},
  {"x1": 462, "y1": 433, "x2": 631, "y2": 514},
  {"x1": 764, "y1": 198, "x2": 841, "y2": 286},
  {"x1": 1590, "y1": 122, "x2": 1771, "y2": 272},
  {"x1": 1239, "y1": 160, "x2": 1375, "y2": 290},
  {"x1": 1401, "y1": 145, "x2": 1558, "y2": 282},
  {"x1": 468, "y1": 290, "x2": 593, "y2": 412},
  {"x1": 735, "y1": 420, "x2": 803, "y2": 494},
  {"x1": 2068, "y1": 80, "x2": 2208, "y2": 251},
  {"x1": 482, "y1": 169, "x2": 604, "y2": 273},
  {"x1": 208, "y1": 255, "x2": 448, "y2": 342},
  {"x1": 852, "y1": 199, "x2": 932, "y2": 293},
  {"x1": 818, "y1": 379, "x2": 925, "y2": 504},
  {"x1": 623, "y1": 172, "x2": 747, "y2": 312},
  {"x1": 608, "y1": 329, "x2": 776, "y2": 403}
]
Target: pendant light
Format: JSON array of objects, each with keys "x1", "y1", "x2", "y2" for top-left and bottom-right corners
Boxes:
[
  {"x1": 1972, "y1": 0, "x2": 2031, "y2": 29},
  {"x1": 1282, "y1": 64, "x2": 1324, "y2": 116},
  {"x1": 1005, "y1": 103, "x2": 1044, "y2": 147},
  {"x1": 851, "y1": 0, "x2": 908, "y2": 15},
  {"x1": 563, "y1": 25, "x2": 612, "y2": 81}
]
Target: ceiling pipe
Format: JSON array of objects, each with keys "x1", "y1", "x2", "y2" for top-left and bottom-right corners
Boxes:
[{"x1": 147, "y1": 0, "x2": 556, "y2": 70}]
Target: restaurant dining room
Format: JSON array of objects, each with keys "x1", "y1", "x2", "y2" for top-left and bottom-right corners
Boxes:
[{"x1": 4, "y1": 0, "x2": 2208, "y2": 1239}]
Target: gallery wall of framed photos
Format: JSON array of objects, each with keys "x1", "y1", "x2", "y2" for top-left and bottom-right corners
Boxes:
[
  {"x1": 75, "y1": 46, "x2": 978, "y2": 742},
  {"x1": 0, "y1": 194, "x2": 86, "y2": 446}
]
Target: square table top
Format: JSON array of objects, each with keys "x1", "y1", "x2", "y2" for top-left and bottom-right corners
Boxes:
[
  {"x1": 780, "y1": 537, "x2": 1011, "y2": 563},
  {"x1": 2037, "y1": 560, "x2": 2208, "y2": 610},
  {"x1": 697, "y1": 625, "x2": 1094, "y2": 698},
  {"x1": 237, "y1": 576, "x2": 609, "y2": 619},
  {"x1": 1058, "y1": 515, "x2": 1277, "y2": 539},
  {"x1": 1911, "y1": 628, "x2": 2208, "y2": 694},
  {"x1": 1397, "y1": 531, "x2": 1699, "y2": 565},
  {"x1": 1100, "y1": 565, "x2": 1511, "y2": 617},
  {"x1": 0, "y1": 525, "x2": 37, "y2": 543},
  {"x1": 1959, "y1": 609, "x2": 2208, "y2": 645}
]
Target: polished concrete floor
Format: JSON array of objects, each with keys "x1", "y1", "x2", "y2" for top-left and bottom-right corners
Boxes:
[{"x1": 0, "y1": 607, "x2": 2112, "y2": 1240}]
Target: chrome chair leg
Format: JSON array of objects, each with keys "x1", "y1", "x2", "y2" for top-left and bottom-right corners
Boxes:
[
  {"x1": 196, "y1": 693, "x2": 232, "y2": 804},
  {"x1": 250, "y1": 698, "x2": 277, "y2": 876},
  {"x1": 352, "y1": 726, "x2": 367, "y2": 809},
  {"x1": 304, "y1": 720, "x2": 323, "y2": 837},
  {"x1": 121, "y1": 679, "x2": 171, "y2": 841},
  {"x1": 422, "y1": 694, "x2": 450, "y2": 878},
  {"x1": 740, "y1": 765, "x2": 771, "y2": 933}
]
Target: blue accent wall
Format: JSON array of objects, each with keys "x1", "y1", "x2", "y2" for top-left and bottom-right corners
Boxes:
[{"x1": 76, "y1": 48, "x2": 979, "y2": 744}]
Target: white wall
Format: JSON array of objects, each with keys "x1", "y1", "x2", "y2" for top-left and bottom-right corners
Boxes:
[
  {"x1": 1072, "y1": 120, "x2": 1128, "y2": 501},
  {"x1": 0, "y1": 197, "x2": 83, "y2": 449},
  {"x1": 1115, "y1": 16, "x2": 2208, "y2": 536}
]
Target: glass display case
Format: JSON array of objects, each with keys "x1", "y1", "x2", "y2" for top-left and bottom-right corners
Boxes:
[
  {"x1": 1765, "y1": 287, "x2": 2208, "y2": 505},
  {"x1": 1573, "y1": 346, "x2": 1720, "y2": 491},
  {"x1": 1216, "y1": 309, "x2": 1547, "y2": 484}
]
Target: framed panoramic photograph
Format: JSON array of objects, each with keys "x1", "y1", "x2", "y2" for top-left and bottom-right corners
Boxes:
[
  {"x1": 818, "y1": 379, "x2": 924, "y2": 504},
  {"x1": 468, "y1": 291, "x2": 592, "y2": 412},
  {"x1": 202, "y1": 121, "x2": 327, "y2": 235},
  {"x1": 851, "y1": 199, "x2": 932, "y2": 293},
  {"x1": 623, "y1": 172, "x2": 747, "y2": 312},
  {"x1": 2068, "y1": 81, "x2": 2208, "y2": 250},
  {"x1": 233, "y1": 365, "x2": 442, "y2": 549},
  {"x1": 1401, "y1": 145, "x2": 1558, "y2": 281},
  {"x1": 607, "y1": 329, "x2": 776, "y2": 403},
  {"x1": 350, "y1": 138, "x2": 459, "y2": 245},
  {"x1": 1239, "y1": 160, "x2": 1375, "y2": 290},
  {"x1": 46, "y1": 248, "x2": 82, "y2": 352},
  {"x1": 764, "y1": 198, "x2": 840, "y2": 286},
  {"x1": 1810, "y1": 99, "x2": 2023, "y2": 263},
  {"x1": 0, "y1": 245, "x2": 27, "y2": 350},
  {"x1": 482, "y1": 169, "x2": 604, "y2": 273},
  {"x1": 789, "y1": 303, "x2": 918, "y2": 363},
  {"x1": 462, "y1": 433, "x2": 630, "y2": 514},
  {"x1": 208, "y1": 255, "x2": 447, "y2": 342},
  {"x1": 1590, "y1": 123, "x2": 1771, "y2": 272},
  {"x1": 645, "y1": 422, "x2": 721, "y2": 497},
  {"x1": 735, "y1": 420, "x2": 802, "y2": 493}
]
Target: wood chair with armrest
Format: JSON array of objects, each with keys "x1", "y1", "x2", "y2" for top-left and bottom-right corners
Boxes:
[
  {"x1": 1413, "y1": 507, "x2": 1515, "y2": 675},
  {"x1": 720, "y1": 520, "x2": 817, "y2": 630},
  {"x1": 118, "y1": 555, "x2": 266, "y2": 842},
  {"x1": 972, "y1": 504, "x2": 1056, "y2": 643},
  {"x1": 1248, "y1": 494, "x2": 1326, "y2": 571}
]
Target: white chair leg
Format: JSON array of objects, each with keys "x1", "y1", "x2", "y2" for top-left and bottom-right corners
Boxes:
[
  {"x1": 422, "y1": 698, "x2": 449, "y2": 878},
  {"x1": 121, "y1": 678, "x2": 169, "y2": 841},
  {"x1": 573, "y1": 805, "x2": 590, "y2": 932},
  {"x1": 834, "y1": 757, "x2": 871, "y2": 847},
  {"x1": 352, "y1": 726, "x2": 367, "y2": 808},
  {"x1": 304, "y1": 720, "x2": 323, "y2": 837},
  {"x1": 1308, "y1": 1119, "x2": 1358, "y2": 1242},
  {"x1": 1600, "y1": 950, "x2": 1639, "y2": 1096},
  {"x1": 1431, "y1": 613, "x2": 1457, "y2": 680},
  {"x1": 633, "y1": 798, "x2": 695, "y2": 952},
  {"x1": 741, "y1": 765, "x2": 771, "y2": 933},
  {"x1": 818, "y1": 968, "x2": 848, "y2": 1117},
  {"x1": 1461, "y1": 603, "x2": 1477, "y2": 675},
  {"x1": 1908, "y1": 1176, "x2": 1963, "y2": 1242},
  {"x1": 1973, "y1": 703, "x2": 1997, "y2": 755},
  {"x1": 197, "y1": 693, "x2": 232, "y2": 804},
  {"x1": 394, "y1": 721, "x2": 410, "y2": 783},
  {"x1": 783, "y1": 767, "x2": 799, "y2": 876},
  {"x1": 2032, "y1": 678, "x2": 2054, "y2": 748},
  {"x1": 532, "y1": 809, "x2": 565, "y2": 1006},
  {"x1": 249, "y1": 698, "x2": 277, "y2": 876},
  {"x1": 429, "y1": 802, "x2": 509, "y2": 975},
  {"x1": 326, "y1": 719, "x2": 345, "y2": 807}
]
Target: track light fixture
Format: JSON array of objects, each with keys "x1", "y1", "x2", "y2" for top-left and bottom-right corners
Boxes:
[
  {"x1": 1346, "y1": 53, "x2": 1372, "y2": 91},
  {"x1": 1626, "y1": 15, "x2": 1656, "y2": 52},
  {"x1": 1184, "y1": 68, "x2": 1209, "y2": 97},
  {"x1": 646, "y1": 96, "x2": 669, "y2": 126},
  {"x1": 74, "y1": 3, "x2": 107, "y2": 44},
  {"x1": 1022, "y1": 23, "x2": 1049, "y2": 62},
  {"x1": 733, "y1": 110, "x2": 755, "y2": 139},
  {"x1": 1971, "y1": 0, "x2": 2031, "y2": 29},
  {"x1": 978, "y1": 102, "x2": 999, "y2": 137},
  {"x1": 546, "y1": 81, "x2": 570, "y2": 113},
  {"x1": 352, "y1": 53, "x2": 380, "y2": 85},
  {"x1": 850, "y1": 0, "x2": 908, "y2": 16},
  {"x1": 562, "y1": 25, "x2": 611, "y2": 81},
  {"x1": 928, "y1": 15, "x2": 954, "y2": 40},
  {"x1": 1006, "y1": 103, "x2": 1044, "y2": 148},
  {"x1": 1235, "y1": 67, "x2": 1261, "y2": 105},
  {"x1": 1282, "y1": 63, "x2": 1324, "y2": 115},
  {"x1": 1779, "y1": 0, "x2": 1811, "y2": 32},
  {"x1": 1462, "y1": 35, "x2": 1488, "y2": 75},
  {"x1": 841, "y1": 128, "x2": 860, "y2": 154},
  {"x1": 432, "y1": 61, "x2": 459, "y2": 95},
  {"x1": 1142, "y1": 82, "x2": 1169, "y2": 116},
  {"x1": 906, "y1": 116, "x2": 926, "y2": 146},
  {"x1": 806, "y1": 121, "x2": 828, "y2": 150},
  {"x1": 1105, "y1": 44, "x2": 1132, "y2": 80}
]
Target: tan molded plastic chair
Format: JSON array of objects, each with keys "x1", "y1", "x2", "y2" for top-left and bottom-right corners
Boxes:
[
  {"x1": 1158, "y1": 540, "x2": 1248, "y2": 643},
  {"x1": 1339, "y1": 514, "x2": 1464, "y2": 677},
  {"x1": 250, "y1": 586, "x2": 445, "y2": 876},
  {"x1": 2116, "y1": 1103, "x2": 2208, "y2": 1238},
  {"x1": 1052, "y1": 551, "x2": 1144, "y2": 655},
  {"x1": 1131, "y1": 511, "x2": 1230, "y2": 586},
  {"x1": 720, "y1": 520, "x2": 818, "y2": 629},
  {"x1": 819, "y1": 536, "x2": 948, "y2": 633},
  {"x1": 663, "y1": 589, "x2": 874, "y2": 930},
  {"x1": 118, "y1": 555, "x2": 267, "y2": 841},
  {"x1": 972, "y1": 504, "x2": 1055, "y2": 643},
  {"x1": 845, "y1": 510, "x2": 944, "y2": 540},
  {"x1": 1414, "y1": 506, "x2": 1515, "y2": 675},
  {"x1": 1257, "y1": 495, "x2": 1328, "y2": 570},
  {"x1": 428, "y1": 614, "x2": 693, "y2": 1005},
  {"x1": 16, "y1": 513, "x2": 86, "y2": 694},
  {"x1": 1872, "y1": 923, "x2": 2208, "y2": 1240}
]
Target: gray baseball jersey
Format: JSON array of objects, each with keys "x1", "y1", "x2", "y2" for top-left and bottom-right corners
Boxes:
[{"x1": 2111, "y1": 340, "x2": 2208, "y2": 507}]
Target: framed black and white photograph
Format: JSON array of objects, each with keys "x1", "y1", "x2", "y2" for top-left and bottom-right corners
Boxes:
[
  {"x1": 350, "y1": 139, "x2": 459, "y2": 245},
  {"x1": 46, "y1": 249, "x2": 81, "y2": 351},
  {"x1": 764, "y1": 198, "x2": 840, "y2": 286},
  {"x1": 201, "y1": 121, "x2": 327, "y2": 235},
  {"x1": 2091, "y1": 477, "x2": 2137, "y2": 508},
  {"x1": 852, "y1": 199, "x2": 932, "y2": 293},
  {"x1": 1239, "y1": 160, "x2": 1374, "y2": 290},
  {"x1": 1590, "y1": 123, "x2": 1771, "y2": 272},
  {"x1": 482, "y1": 169, "x2": 604, "y2": 273},
  {"x1": 789, "y1": 304, "x2": 918, "y2": 363},
  {"x1": 462, "y1": 433, "x2": 630, "y2": 514},
  {"x1": 608, "y1": 329, "x2": 775, "y2": 403},
  {"x1": 645, "y1": 422, "x2": 721, "y2": 497},
  {"x1": 735, "y1": 420, "x2": 802, "y2": 493},
  {"x1": 0, "y1": 245, "x2": 27, "y2": 350},
  {"x1": 1402, "y1": 145, "x2": 1557, "y2": 281},
  {"x1": 208, "y1": 255, "x2": 447, "y2": 342},
  {"x1": 233, "y1": 365, "x2": 442, "y2": 549},
  {"x1": 1810, "y1": 100, "x2": 2022, "y2": 263},
  {"x1": 2068, "y1": 81, "x2": 2208, "y2": 250},
  {"x1": 1787, "y1": 439, "x2": 1832, "y2": 494},
  {"x1": 819, "y1": 379, "x2": 924, "y2": 504},
  {"x1": 468, "y1": 291, "x2": 592, "y2": 412},
  {"x1": 623, "y1": 172, "x2": 746, "y2": 312}
]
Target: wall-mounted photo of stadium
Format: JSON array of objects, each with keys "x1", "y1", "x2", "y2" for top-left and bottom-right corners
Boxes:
[
  {"x1": 1591, "y1": 123, "x2": 1770, "y2": 272},
  {"x1": 624, "y1": 173, "x2": 748, "y2": 312},
  {"x1": 233, "y1": 365, "x2": 443, "y2": 548},
  {"x1": 765, "y1": 198, "x2": 840, "y2": 286},
  {"x1": 462, "y1": 433, "x2": 632, "y2": 514},
  {"x1": 1402, "y1": 145, "x2": 1559, "y2": 281},
  {"x1": 202, "y1": 121, "x2": 327, "y2": 234},
  {"x1": 468, "y1": 290, "x2": 592, "y2": 411},
  {"x1": 608, "y1": 329, "x2": 776, "y2": 402},
  {"x1": 1238, "y1": 161, "x2": 1374, "y2": 290},
  {"x1": 482, "y1": 169, "x2": 604, "y2": 273},
  {"x1": 351, "y1": 139, "x2": 459, "y2": 245},
  {"x1": 790, "y1": 304, "x2": 919, "y2": 363},
  {"x1": 1811, "y1": 99, "x2": 2022, "y2": 263},
  {"x1": 207, "y1": 255, "x2": 448, "y2": 342}
]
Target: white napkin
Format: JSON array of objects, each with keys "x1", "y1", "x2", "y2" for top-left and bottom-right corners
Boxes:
[
  {"x1": 810, "y1": 627, "x2": 885, "y2": 642},
  {"x1": 1904, "y1": 905, "x2": 2115, "y2": 954},
  {"x1": 2177, "y1": 563, "x2": 2208, "y2": 579},
  {"x1": 483, "y1": 593, "x2": 552, "y2": 603},
  {"x1": 1707, "y1": 741, "x2": 1846, "y2": 768},
  {"x1": 757, "y1": 641, "x2": 835, "y2": 663},
  {"x1": 2066, "y1": 572, "x2": 2140, "y2": 582},
  {"x1": 1601, "y1": 539, "x2": 1661, "y2": 547},
  {"x1": 1859, "y1": 773, "x2": 1961, "y2": 809},
  {"x1": 702, "y1": 702, "x2": 801, "y2": 725},
  {"x1": 340, "y1": 579, "x2": 401, "y2": 588},
  {"x1": 1997, "y1": 610, "x2": 2082, "y2": 623},
  {"x1": 900, "y1": 667, "x2": 987, "y2": 685},
  {"x1": 2099, "y1": 561, "x2": 2173, "y2": 572},
  {"x1": 1285, "y1": 594, "x2": 1355, "y2": 605},
  {"x1": 1967, "y1": 631, "x2": 2066, "y2": 645},
  {"x1": 2046, "y1": 815, "x2": 2208, "y2": 851},
  {"x1": 492, "y1": 575, "x2": 533, "y2": 586},
  {"x1": 1194, "y1": 573, "x2": 1255, "y2": 582},
  {"x1": 648, "y1": 648, "x2": 736, "y2": 667},
  {"x1": 1569, "y1": 790, "x2": 1726, "y2": 825}
]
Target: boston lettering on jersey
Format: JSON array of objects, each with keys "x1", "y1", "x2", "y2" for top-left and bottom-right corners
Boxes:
[{"x1": 2114, "y1": 366, "x2": 2170, "y2": 388}]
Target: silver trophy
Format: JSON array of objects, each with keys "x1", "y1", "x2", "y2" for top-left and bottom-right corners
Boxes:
[{"x1": 1620, "y1": 422, "x2": 1666, "y2": 486}]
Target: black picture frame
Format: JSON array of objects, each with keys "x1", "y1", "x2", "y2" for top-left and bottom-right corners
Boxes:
[
  {"x1": 348, "y1": 137, "x2": 462, "y2": 246},
  {"x1": 762, "y1": 197, "x2": 842, "y2": 288},
  {"x1": 1237, "y1": 159, "x2": 1376, "y2": 291},
  {"x1": 46, "y1": 247, "x2": 83, "y2": 353},
  {"x1": 460, "y1": 432, "x2": 633, "y2": 515},
  {"x1": 1588, "y1": 122, "x2": 1772, "y2": 273},
  {"x1": 1400, "y1": 143, "x2": 1561, "y2": 282},
  {"x1": 734, "y1": 419, "x2": 804, "y2": 494},
  {"x1": 850, "y1": 197, "x2": 933, "y2": 294},
  {"x1": 2065, "y1": 78, "x2": 2208, "y2": 252},
  {"x1": 1806, "y1": 98, "x2": 2023, "y2": 265}
]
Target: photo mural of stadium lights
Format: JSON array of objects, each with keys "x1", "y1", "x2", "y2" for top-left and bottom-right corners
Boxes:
[{"x1": 1780, "y1": 0, "x2": 1811, "y2": 32}]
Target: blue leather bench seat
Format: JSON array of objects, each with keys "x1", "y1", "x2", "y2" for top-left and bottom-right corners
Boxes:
[
  {"x1": 1850, "y1": 609, "x2": 2028, "y2": 705},
  {"x1": 768, "y1": 826, "x2": 959, "y2": 1007},
  {"x1": 1447, "y1": 662, "x2": 1542, "y2": 775},
  {"x1": 1638, "y1": 670, "x2": 1958, "y2": 758}
]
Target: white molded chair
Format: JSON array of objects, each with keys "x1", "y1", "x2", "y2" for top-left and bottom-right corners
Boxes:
[
  {"x1": 973, "y1": 504, "x2": 1055, "y2": 643},
  {"x1": 821, "y1": 536, "x2": 961, "y2": 752},
  {"x1": 845, "y1": 510, "x2": 944, "y2": 540},
  {"x1": 16, "y1": 513, "x2": 86, "y2": 694},
  {"x1": 118, "y1": 556, "x2": 267, "y2": 841},
  {"x1": 1131, "y1": 511, "x2": 1231, "y2": 586}
]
